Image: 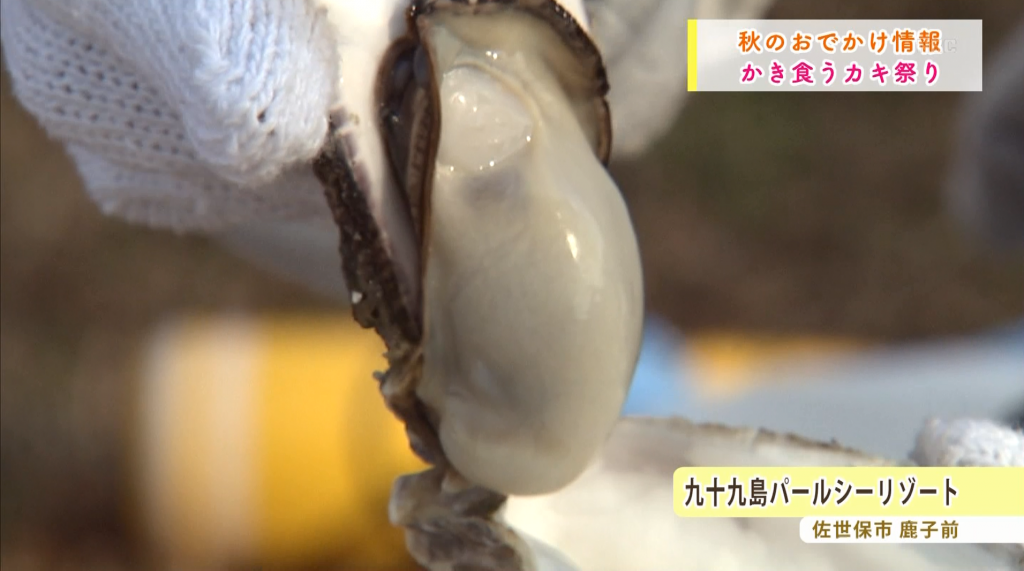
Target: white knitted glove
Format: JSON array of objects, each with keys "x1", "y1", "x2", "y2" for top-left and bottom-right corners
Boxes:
[
  {"x1": 912, "y1": 417, "x2": 1024, "y2": 562},
  {"x1": 0, "y1": 0, "x2": 339, "y2": 231},
  {"x1": 2, "y1": 0, "x2": 779, "y2": 236},
  {"x1": 912, "y1": 417, "x2": 1024, "y2": 468}
]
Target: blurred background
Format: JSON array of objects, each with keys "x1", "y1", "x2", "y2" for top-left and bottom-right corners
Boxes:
[{"x1": 2, "y1": 0, "x2": 1023, "y2": 569}]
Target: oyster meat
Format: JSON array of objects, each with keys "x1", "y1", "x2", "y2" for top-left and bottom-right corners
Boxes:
[
  {"x1": 397, "y1": 0, "x2": 643, "y2": 497},
  {"x1": 313, "y1": 0, "x2": 642, "y2": 568}
]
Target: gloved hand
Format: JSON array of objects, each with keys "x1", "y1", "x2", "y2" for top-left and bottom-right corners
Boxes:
[
  {"x1": 1, "y1": 0, "x2": 777, "y2": 235},
  {"x1": 1, "y1": 0, "x2": 776, "y2": 298},
  {"x1": 0, "y1": 0, "x2": 339, "y2": 231},
  {"x1": 913, "y1": 417, "x2": 1024, "y2": 467}
]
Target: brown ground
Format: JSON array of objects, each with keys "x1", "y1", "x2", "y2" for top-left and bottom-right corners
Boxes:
[
  {"x1": 622, "y1": 0, "x2": 1024, "y2": 339},
  {"x1": 2, "y1": 0, "x2": 1023, "y2": 569}
]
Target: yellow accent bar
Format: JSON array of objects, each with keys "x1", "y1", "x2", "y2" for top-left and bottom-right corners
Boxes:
[
  {"x1": 687, "y1": 19, "x2": 698, "y2": 91},
  {"x1": 674, "y1": 467, "x2": 1024, "y2": 518}
]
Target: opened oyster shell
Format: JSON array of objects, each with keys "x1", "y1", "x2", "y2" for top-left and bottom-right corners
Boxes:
[
  {"x1": 317, "y1": 0, "x2": 641, "y2": 493},
  {"x1": 310, "y1": 1, "x2": 1021, "y2": 569},
  {"x1": 313, "y1": 0, "x2": 642, "y2": 566}
]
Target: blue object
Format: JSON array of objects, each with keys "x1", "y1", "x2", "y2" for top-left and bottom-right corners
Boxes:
[
  {"x1": 621, "y1": 315, "x2": 691, "y2": 417},
  {"x1": 977, "y1": 317, "x2": 1024, "y2": 346}
]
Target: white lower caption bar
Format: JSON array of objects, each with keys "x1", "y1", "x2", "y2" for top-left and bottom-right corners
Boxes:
[{"x1": 799, "y1": 517, "x2": 1024, "y2": 543}]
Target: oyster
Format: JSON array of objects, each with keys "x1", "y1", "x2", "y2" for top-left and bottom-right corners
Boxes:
[
  {"x1": 313, "y1": 0, "x2": 642, "y2": 567},
  {"x1": 310, "y1": 2, "x2": 1023, "y2": 569}
]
